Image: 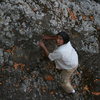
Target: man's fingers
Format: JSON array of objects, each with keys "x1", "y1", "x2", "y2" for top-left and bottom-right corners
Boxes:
[
  {"x1": 42, "y1": 35, "x2": 45, "y2": 39},
  {"x1": 38, "y1": 41, "x2": 44, "y2": 46}
]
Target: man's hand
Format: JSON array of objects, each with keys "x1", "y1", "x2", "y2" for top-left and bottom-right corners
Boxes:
[
  {"x1": 38, "y1": 41, "x2": 46, "y2": 49},
  {"x1": 38, "y1": 41, "x2": 49, "y2": 56}
]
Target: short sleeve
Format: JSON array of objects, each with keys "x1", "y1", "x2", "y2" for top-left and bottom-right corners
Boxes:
[{"x1": 48, "y1": 50, "x2": 62, "y2": 61}]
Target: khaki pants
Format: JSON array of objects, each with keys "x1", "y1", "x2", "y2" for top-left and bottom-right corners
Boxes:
[{"x1": 60, "y1": 67, "x2": 77, "y2": 93}]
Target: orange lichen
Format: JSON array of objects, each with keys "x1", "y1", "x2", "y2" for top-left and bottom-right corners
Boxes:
[
  {"x1": 13, "y1": 62, "x2": 25, "y2": 70},
  {"x1": 67, "y1": 8, "x2": 77, "y2": 20}
]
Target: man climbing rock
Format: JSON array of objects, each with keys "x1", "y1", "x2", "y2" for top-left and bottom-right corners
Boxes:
[{"x1": 38, "y1": 31, "x2": 79, "y2": 94}]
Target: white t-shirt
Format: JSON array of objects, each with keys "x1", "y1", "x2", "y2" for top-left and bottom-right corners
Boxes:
[{"x1": 48, "y1": 41, "x2": 78, "y2": 70}]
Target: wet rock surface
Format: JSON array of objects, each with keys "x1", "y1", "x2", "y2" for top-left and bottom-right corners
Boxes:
[{"x1": 0, "y1": 0, "x2": 100, "y2": 100}]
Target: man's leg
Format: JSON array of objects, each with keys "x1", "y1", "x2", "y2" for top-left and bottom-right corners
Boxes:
[{"x1": 60, "y1": 67, "x2": 77, "y2": 93}]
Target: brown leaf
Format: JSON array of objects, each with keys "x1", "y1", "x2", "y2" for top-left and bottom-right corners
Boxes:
[
  {"x1": 67, "y1": 8, "x2": 77, "y2": 20},
  {"x1": 0, "y1": 82, "x2": 2, "y2": 85},
  {"x1": 92, "y1": 92, "x2": 100, "y2": 96},
  {"x1": 4, "y1": 49, "x2": 12, "y2": 53},
  {"x1": 94, "y1": 79, "x2": 100, "y2": 82},
  {"x1": 32, "y1": 8, "x2": 38, "y2": 12},
  {"x1": 4, "y1": 46, "x2": 16, "y2": 54},
  {"x1": 89, "y1": 16, "x2": 94, "y2": 20},
  {"x1": 49, "y1": 90, "x2": 56, "y2": 95},
  {"x1": 82, "y1": 15, "x2": 87, "y2": 20},
  {"x1": 73, "y1": 85, "x2": 77, "y2": 88},
  {"x1": 83, "y1": 85, "x2": 90, "y2": 92},
  {"x1": 13, "y1": 62, "x2": 25, "y2": 70},
  {"x1": 76, "y1": 71, "x2": 80, "y2": 75},
  {"x1": 44, "y1": 75, "x2": 54, "y2": 81},
  {"x1": 13, "y1": 83, "x2": 19, "y2": 87},
  {"x1": 40, "y1": 86, "x2": 48, "y2": 93},
  {"x1": 97, "y1": 27, "x2": 100, "y2": 30},
  {"x1": 1, "y1": 68, "x2": 5, "y2": 71}
]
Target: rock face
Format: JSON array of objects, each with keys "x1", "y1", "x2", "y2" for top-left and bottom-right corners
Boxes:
[{"x1": 0, "y1": 0, "x2": 100, "y2": 100}]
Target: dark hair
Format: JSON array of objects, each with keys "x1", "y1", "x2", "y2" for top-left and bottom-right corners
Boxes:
[{"x1": 57, "y1": 31, "x2": 70, "y2": 44}]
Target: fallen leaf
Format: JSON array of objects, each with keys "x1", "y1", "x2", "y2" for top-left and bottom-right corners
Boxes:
[
  {"x1": 94, "y1": 79, "x2": 100, "y2": 82},
  {"x1": 13, "y1": 83, "x2": 19, "y2": 87},
  {"x1": 4, "y1": 46, "x2": 16, "y2": 54},
  {"x1": 83, "y1": 85, "x2": 90, "y2": 92},
  {"x1": 1, "y1": 68, "x2": 5, "y2": 71},
  {"x1": 32, "y1": 8, "x2": 38, "y2": 12},
  {"x1": 97, "y1": 27, "x2": 100, "y2": 30},
  {"x1": 76, "y1": 71, "x2": 80, "y2": 75},
  {"x1": 82, "y1": 15, "x2": 87, "y2": 20},
  {"x1": 89, "y1": 16, "x2": 94, "y2": 20},
  {"x1": 92, "y1": 92, "x2": 100, "y2": 96},
  {"x1": 0, "y1": 82, "x2": 2, "y2": 85},
  {"x1": 41, "y1": 87, "x2": 48, "y2": 93},
  {"x1": 67, "y1": 8, "x2": 77, "y2": 20},
  {"x1": 73, "y1": 85, "x2": 77, "y2": 88},
  {"x1": 26, "y1": 68, "x2": 30, "y2": 71},
  {"x1": 49, "y1": 90, "x2": 56, "y2": 95},
  {"x1": 44, "y1": 75, "x2": 54, "y2": 81},
  {"x1": 13, "y1": 62, "x2": 25, "y2": 70},
  {"x1": 4, "y1": 49, "x2": 12, "y2": 53}
]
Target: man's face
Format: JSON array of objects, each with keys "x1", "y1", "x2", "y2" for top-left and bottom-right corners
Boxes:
[{"x1": 56, "y1": 35, "x2": 64, "y2": 46}]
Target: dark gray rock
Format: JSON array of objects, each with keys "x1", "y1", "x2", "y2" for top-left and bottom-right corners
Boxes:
[{"x1": 0, "y1": 49, "x2": 4, "y2": 66}]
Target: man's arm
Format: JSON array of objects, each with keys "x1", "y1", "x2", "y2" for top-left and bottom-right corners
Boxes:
[
  {"x1": 42, "y1": 35, "x2": 57, "y2": 40},
  {"x1": 38, "y1": 41, "x2": 62, "y2": 61},
  {"x1": 38, "y1": 41, "x2": 49, "y2": 56}
]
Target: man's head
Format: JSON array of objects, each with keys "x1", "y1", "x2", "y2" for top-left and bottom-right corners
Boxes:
[{"x1": 56, "y1": 31, "x2": 70, "y2": 46}]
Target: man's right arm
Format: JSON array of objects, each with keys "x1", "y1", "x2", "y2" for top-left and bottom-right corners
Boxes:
[{"x1": 42, "y1": 35, "x2": 57, "y2": 40}]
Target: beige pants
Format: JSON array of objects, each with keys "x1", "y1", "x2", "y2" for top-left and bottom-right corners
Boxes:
[{"x1": 60, "y1": 67, "x2": 77, "y2": 93}]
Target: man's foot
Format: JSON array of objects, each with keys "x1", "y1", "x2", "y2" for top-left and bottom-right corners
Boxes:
[
  {"x1": 71, "y1": 89, "x2": 75, "y2": 94},
  {"x1": 68, "y1": 90, "x2": 75, "y2": 95}
]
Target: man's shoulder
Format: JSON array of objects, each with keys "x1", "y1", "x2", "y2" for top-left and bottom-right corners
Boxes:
[
  {"x1": 56, "y1": 46, "x2": 66, "y2": 54},
  {"x1": 57, "y1": 43, "x2": 69, "y2": 50}
]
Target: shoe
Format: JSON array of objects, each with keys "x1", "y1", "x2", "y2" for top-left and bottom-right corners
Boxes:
[
  {"x1": 71, "y1": 90, "x2": 75, "y2": 94},
  {"x1": 68, "y1": 90, "x2": 75, "y2": 95}
]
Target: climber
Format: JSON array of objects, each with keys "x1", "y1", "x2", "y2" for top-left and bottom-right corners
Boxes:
[{"x1": 38, "y1": 31, "x2": 79, "y2": 94}]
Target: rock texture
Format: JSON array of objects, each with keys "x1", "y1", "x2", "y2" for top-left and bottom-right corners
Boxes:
[{"x1": 0, "y1": 0, "x2": 100, "y2": 100}]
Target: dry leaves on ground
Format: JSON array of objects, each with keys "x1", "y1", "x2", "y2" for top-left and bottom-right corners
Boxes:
[
  {"x1": 67, "y1": 8, "x2": 77, "y2": 20},
  {"x1": 44, "y1": 75, "x2": 54, "y2": 81},
  {"x1": 13, "y1": 62, "x2": 25, "y2": 70}
]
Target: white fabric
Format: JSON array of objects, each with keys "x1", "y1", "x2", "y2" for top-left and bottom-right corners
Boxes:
[{"x1": 48, "y1": 41, "x2": 78, "y2": 69}]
